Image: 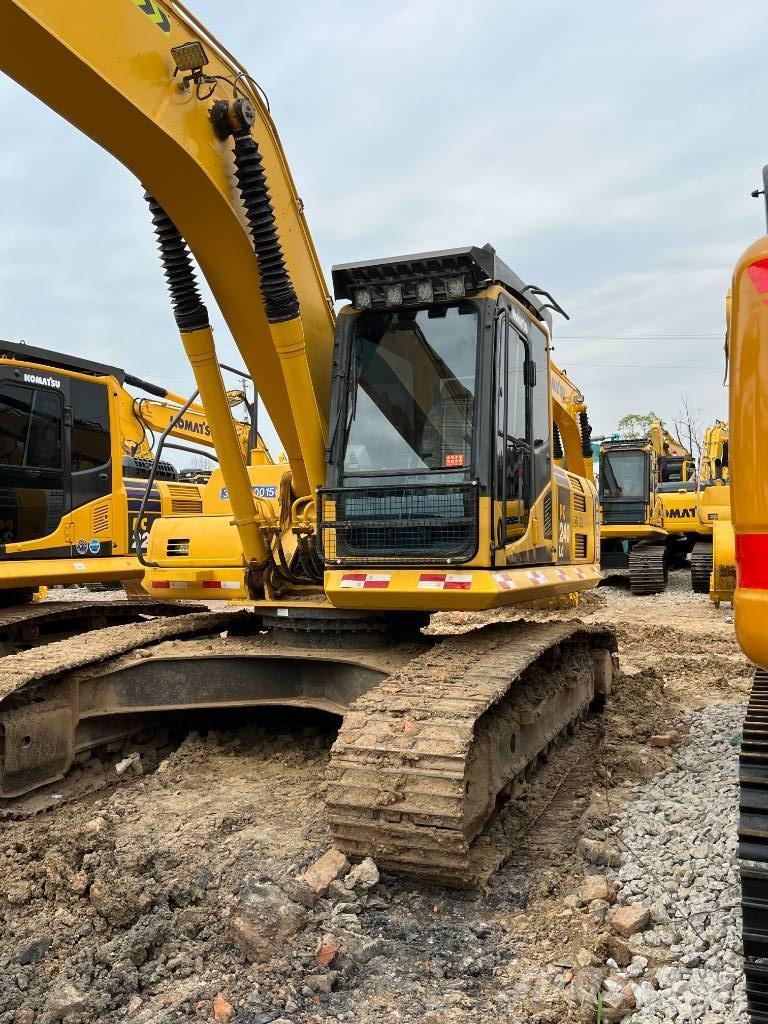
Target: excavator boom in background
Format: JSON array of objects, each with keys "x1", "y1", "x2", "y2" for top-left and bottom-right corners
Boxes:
[{"x1": 0, "y1": 1, "x2": 616, "y2": 886}]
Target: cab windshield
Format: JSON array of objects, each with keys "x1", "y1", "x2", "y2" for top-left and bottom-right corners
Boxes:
[
  {"x1": 601, "y1": 451, "x2": 648, "y2": 500},
  {"x1": 342, "y1": 303, "x2": 477, "y2": 480}
]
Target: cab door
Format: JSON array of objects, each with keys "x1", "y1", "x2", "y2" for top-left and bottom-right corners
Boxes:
[
  {"x1": 0, "y1": 368, "x2": 113, "y2": 555},
  {"x1": 0, "y1": 374, "x2": 66, "y2": 547}
]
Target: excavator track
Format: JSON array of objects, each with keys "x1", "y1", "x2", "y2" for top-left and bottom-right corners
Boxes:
[
  {"x1": 0, "y1": 610, "x2": 230, "y2": 798},
  {"x1": 690, "y1": 540, "x2": 714, "y2": 594},
  {"x1": 0, "y1": 599, "x2": 207, "y2": 656},
  {"x1": 326, "y1": 620, "x2": 616, "y2": 888},
  {"x1": 628, "y1": 544, "x2": 668, "y2": 595},
  {"x1": 739, "y1": 667, "x2": 768, "y2": 1024}
]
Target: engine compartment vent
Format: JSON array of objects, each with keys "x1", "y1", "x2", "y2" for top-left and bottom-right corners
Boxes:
[
  {"x1": 92, "y1": 503, "x2": 110, "y2": 534},
  {"x1": 169, "y1": 484, "x2": 203, "y2": 516},
  {"x1": 166, "y1": 538, "x2": 190, "y2": 557}
]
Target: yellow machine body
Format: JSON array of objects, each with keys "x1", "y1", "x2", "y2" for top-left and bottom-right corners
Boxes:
[{"x1": 729, "y1": 235, "x2": 768, "y2": 668}]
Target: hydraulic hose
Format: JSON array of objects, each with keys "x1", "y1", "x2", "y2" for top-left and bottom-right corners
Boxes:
[
  {"x1": 579, "y1": 411, "x2": 593, "y2": 459},
  {"x1": 553, "y1": 424, "x2": 564, "y2": 460},
  {"x1": 224, "y1": 111, "x2": 327, "y2": 495},
  {"x1": 145, "y1": 194, "x2": 209, "y2": 332},
  {"x1": 232, "y1": 131, "x2": 299, "y2": 324}
]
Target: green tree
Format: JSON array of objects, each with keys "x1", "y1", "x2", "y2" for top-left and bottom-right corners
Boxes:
[{"x1": 616, "y1": 411, "x2": 661, "y2": 439}]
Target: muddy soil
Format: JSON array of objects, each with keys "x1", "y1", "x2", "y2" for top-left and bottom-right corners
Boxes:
[{"x1": 0, "y1": 572, "x2": 747, "y2": 1023}]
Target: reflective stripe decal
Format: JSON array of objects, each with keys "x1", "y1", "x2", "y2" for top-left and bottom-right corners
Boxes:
[
  {"x1": 493, "y1": 572, "x2": 518, "y2": 591},
  {"x1": 418, "y1": 573, "x2": 472, "y2": 591},
  {"x1": 747, "y1": 259, "x2": 768, "y2": 294},
  {"x1": 340, "y1": 573, "x2": 391, "y2": 590},
  {"x1": 736, "y1": 534, "x2": 768, "y2": 589}
]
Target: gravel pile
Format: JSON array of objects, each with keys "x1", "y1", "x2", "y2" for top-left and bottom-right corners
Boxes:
[{"x1": 607, "y1": 702, "x2": 748, "y2": 1023}]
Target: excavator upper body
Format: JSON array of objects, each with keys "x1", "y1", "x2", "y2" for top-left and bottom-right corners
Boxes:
[{"x1": 0, "y1": 0, "x2": 617, "y2": 886}]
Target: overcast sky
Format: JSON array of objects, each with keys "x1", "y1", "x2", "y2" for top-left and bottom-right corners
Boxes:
[{"x1": 1, "y1": 0, "x2": 766, "y2": 460}]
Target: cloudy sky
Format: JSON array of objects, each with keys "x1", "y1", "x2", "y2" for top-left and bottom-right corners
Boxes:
[{"x1": 1, "y1": 0, "x2": 766, "y2": 459}]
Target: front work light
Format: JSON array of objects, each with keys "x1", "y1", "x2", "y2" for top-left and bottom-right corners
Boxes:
[
  {"x1": 353, "y1": 288, "x2": 372, "y2": 308},
  {"x1": 445, "y1": 276, "x2": 466, "y2": 299},
  {"x1": 171, "y1": 41, "x2": 209, "y2": 75},
  {"x1": 385, "y1": 284, "x2": 403, "y2": 306},
  {"x1": 416, "y1": 281, "x2": 434, "y2": 303}
]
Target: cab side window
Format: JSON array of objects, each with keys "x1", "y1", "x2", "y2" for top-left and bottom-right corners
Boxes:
[
  {"x1": 71, "y1": 379, "x2": 111, "y2": 471},
  {"x1": 0, "y1": 382, "x2": 63, "y2": 470}
]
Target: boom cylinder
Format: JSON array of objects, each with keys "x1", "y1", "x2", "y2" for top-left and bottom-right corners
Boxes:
[
  {"x1": 230, "y1": 124, "x2": 327, "y2": 496},
  {"x1": 145, "y1": 194, "x2": 268, "y2": 568}
]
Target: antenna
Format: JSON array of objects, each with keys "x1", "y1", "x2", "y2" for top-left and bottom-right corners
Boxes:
[{"x1": 750, "y1": 165, "x2": 768, "y2": 232}]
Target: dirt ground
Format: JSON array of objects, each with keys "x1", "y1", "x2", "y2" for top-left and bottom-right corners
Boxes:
[{"x1": 0, "y1": 573, "x2": 749, "y2": 1023}]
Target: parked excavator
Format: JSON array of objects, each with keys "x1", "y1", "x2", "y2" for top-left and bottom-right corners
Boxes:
[
  {"x1": 0, "y1": 1, "x2": 615, "y2": 886},
  {"x1": 597, "y1": 434, "x2": 669, "y2": 594},
  {"x1": 0, "y1": 337, "x2": 266, "y2": 648},
  {"x1": 732, "y1": 164, "x2": 768, "y2": 1024}
]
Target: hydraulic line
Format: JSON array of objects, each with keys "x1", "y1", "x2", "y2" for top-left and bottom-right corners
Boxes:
[{"x1": 145, "y1": 193, "x2": 268, "y2": 569}]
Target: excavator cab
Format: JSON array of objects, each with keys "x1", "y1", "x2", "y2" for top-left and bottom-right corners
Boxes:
[
  {"x1": 320, "y1": 246, "x2": 575, "y2": 585},
  {"x1": 602, "y1": 438, "x2": 655, "y2": 516}
]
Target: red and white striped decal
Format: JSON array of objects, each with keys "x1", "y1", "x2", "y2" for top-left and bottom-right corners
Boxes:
[
  {"x1": 527, "y1": 570, "x2": 547, "y2": 585},
  {"x1": 340, "y1": 573, "x2": 392, "y2": 590},
  {"x1": 574, "y1": 567, "x2": 587, "y2": 579},
  {"x1": 417, "y1": 572, "x2": 472, "y2": 591},
  {"x1": 493, "y1": 572, "x2": 518, "y2": 591},
  {"x1": 555, "y1": 569, "x2": 570, "y2": 581}
]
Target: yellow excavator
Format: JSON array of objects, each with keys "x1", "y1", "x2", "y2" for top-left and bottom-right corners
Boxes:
[
  {"x1": 597, "y1": 434, "x2": 669, "y2": 594},
  {"x1": 0, "y1": 1, "x2": 616, "y2": 886},
  {"x1": 730, "y1": 165, "x2": 768, "y2": 1023},
  {"x1": 0, "y1": 336, "x2": 267, "y2": 643}
]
